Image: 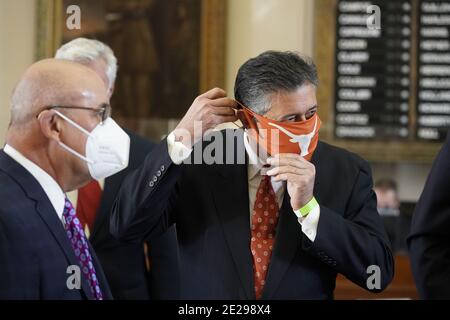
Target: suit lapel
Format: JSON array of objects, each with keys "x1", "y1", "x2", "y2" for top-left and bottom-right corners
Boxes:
[
  {"x1": 261, "y1": 192, "x2": 301, "y2": 299},
  {"x1": 0, "y1": 150, "x2": 95, "y2": 299},
  {"x1": 207, "y1": 130, "x2": 256, "y2": 299},
  {"x1": 210, "y1": 162, "x2": 255, "y2": 299},
  {"x1": 311, "y1": 142, "x2": 322, "y2": 188}
]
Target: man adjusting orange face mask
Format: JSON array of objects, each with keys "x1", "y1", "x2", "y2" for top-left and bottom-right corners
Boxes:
[{"x1": 237, "y1": 102, "x2": 321, "y2": 161}]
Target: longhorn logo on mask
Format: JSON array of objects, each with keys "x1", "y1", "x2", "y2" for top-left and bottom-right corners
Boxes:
[{"x1": 236, "y1": 101, "x2": 321, "y2": 161}]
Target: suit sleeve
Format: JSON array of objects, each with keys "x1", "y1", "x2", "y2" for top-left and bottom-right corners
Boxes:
[
  {"x1": 110, "y1": 138, "x2": 183, "y2": 243},
  {"x1": 407, "y1": 133, "x2": 450, "y2": 299},
  {"x1": 302, "y1": 159, "x2": 394, "y2": 292}
]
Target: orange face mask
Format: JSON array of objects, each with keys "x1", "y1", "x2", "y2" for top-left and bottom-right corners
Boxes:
[{"x1": 237, "y1": 103, "x2": 321, "y2": 161}]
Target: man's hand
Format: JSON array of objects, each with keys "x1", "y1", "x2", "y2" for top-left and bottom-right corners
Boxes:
[
  {"x1": 174, "y1": 88, "x2": 238, "y2": 148},
  {"x1": 266, "y1": 154, "x2": 316, "y2": 211}
]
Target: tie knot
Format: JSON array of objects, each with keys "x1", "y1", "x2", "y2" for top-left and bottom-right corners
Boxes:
[
  {"x1": 261, "y1": 174, "x2": 271, "y2": 185},
  {"x1": 63, "y1": 197, "x2": 76, "y2": 218}
]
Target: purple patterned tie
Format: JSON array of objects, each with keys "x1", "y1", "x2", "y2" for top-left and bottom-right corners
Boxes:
[{"x1": 63, "y1": 197, "x2": 103, "y2": 300}]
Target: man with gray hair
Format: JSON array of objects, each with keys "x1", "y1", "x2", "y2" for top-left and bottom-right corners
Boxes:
[
  {"x1": 55, "y1": 38, "x2": 180, "y2": 299},
  {"x1": 56, "y1": 38, "x2": 117, "y2": 97},
  {"x1": 111, "y1": 51, "x2": 394, "y2": 299}
]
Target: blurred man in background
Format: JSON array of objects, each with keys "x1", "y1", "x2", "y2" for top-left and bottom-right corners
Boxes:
[
  {"x1": 55, "y1": 38, "x2": 179, "y2": 299},
  {"x1": 374, "y1": 179, "x2": 400, "y2": 252},
  {"x1": 374, "y1": 179, "x2": 401, "y2": 215}
]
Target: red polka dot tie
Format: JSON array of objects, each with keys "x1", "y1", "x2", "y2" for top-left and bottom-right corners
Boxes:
[{"x1": 251, "y1": 175, "x2": 279, "y2": 299}]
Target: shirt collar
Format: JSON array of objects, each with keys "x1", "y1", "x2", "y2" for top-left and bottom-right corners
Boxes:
[
  {"x1": 243, "y1": 131, "x2": 285, "y2": 200},
  {"x1": 243, "y1": 131, "x2": 267, "y2": 180},
  {"x1": 4, "y1": 144, "x2": 66, "y2": 222}
]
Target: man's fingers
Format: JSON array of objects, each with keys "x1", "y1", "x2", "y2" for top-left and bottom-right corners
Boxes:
[
  {"x1": 209, "y1": 97, "x2": 239, "y2": 109},
  {"x1": 266, "y1": 166, "x2": 308, "y2": 177},
  {"x1": 271, "y1": 173, "x2": 309, "y2": 184},
  {"x1": 200, "y1": 87, "x2": 227, "y2": 100},
  {"x1": 267, "y1": 155, "x2": 311, "y2": 170},
  {"x1": 210, "y1": 114, "x2": 239, "y2": 126},
  {"x1": 272, "y1": 153, "x2": 309, "y2": 161},
  {"x1": 219, "y1": 115, "x2": 239, "y2": 123},
  {"x1": 271, "y1": 173, "x2": 292, "y2": 182},
  {"x1": 209, "y1": 106, "x2": 236, "y2": 116}
]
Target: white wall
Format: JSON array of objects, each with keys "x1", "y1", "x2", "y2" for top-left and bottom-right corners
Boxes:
[
  {"x1": 0, "y1": 0, "x2": 36, "y2": 146},
  {"x1": 372, "y1": 163, "x2": 431, "y2": 202},
  {"x1": 225, "y1": 0, "x2": 314, "y2": 94}
]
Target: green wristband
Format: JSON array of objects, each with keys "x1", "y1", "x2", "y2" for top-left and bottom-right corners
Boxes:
[{"x1": 296, "y1": 197, "x2": 319, "y2": 217}]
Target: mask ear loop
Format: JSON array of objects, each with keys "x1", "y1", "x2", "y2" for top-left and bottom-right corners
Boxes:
[
  {"x1": 51, "y1": 110, "x2": 95, "y2": 164},
  {"x1": 226, "y1": 100, "x2": 242, "y2": 130},
  {"x1": 233, "y1": 101, "x2": 270, "y2": 156},
  {"x1": 230, "y1": 119, "x2": 244, "y2": 129},
  {"x1": 233, "y1": 101, "x2": 268, "y2": 160},
  {"x1": 52, "y1": 110, "x2": 92, "y2": 136},
  {"x1": 233, "y1": 100, "x2": 256, "y2": 131}
]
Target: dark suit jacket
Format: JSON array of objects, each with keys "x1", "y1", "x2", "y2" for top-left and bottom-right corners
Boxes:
[
  {"x1": 0, "y1": 150, "x2": 112, "y2": 300},
  {"x1": 111, "y1": 130, "x2": 394, "y2": 299},
  {"x1": 408, "y1": 132, "x2": 450, "y2": 299},
  {"x1": 89, "y1": 130, "x2": 180, "y2": 299}
]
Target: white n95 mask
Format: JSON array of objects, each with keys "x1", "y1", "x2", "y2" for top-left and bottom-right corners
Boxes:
[{"x1": 54, "y1": 110, "x2": 130, "y2": 180}]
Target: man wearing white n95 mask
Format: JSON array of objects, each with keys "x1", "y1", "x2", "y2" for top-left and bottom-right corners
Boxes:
[
  {"x1": 0, "y1": 59, "x2": 120, "y2": 299},
  {"x1": 48, "y1": 108, "x2": 129, "y2": 181}
]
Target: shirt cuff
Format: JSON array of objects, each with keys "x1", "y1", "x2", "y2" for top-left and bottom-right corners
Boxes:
[
  {"x1": 167, "y1": 131, "x2": 193, "y2": 165},
  {"x1": 296, "y1": 205, "x2": 320, "y2": 242}
]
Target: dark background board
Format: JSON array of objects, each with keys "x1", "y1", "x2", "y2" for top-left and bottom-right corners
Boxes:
[
  {"x1": 314, "y1": 0, "x2": 444, "y2": 163},
  {"x1": 416, "y1": 0, "x2": 450, "y2": 141},
  {"x1": 334, "y1": 0, "x2": 450, "y2": 142},
  {"x1": 334, "y1": 0, "x2": 413, "y2": 140}
]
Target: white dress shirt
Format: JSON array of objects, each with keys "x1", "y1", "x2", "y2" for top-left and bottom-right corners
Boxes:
[
  {"x1": 166, "y1": 130, "x2": 320, "y2": 241},
  {"x1": 4, "y1": 144, "x2": 66, "y2": 223}
]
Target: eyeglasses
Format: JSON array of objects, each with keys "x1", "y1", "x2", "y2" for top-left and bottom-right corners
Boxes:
[{"x1": 42, "y1": 104, "x2": 112, "y2": 123}]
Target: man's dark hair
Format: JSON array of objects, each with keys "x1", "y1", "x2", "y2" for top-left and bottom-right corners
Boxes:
[{"x1": 234, "y1": 51, "x2": 318, "y2": 115}]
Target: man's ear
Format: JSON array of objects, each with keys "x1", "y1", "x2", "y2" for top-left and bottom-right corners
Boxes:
[
  {"x1": 237, "y1": 109, "x2": 259, "y2": 132},
  {"x1": 38, "y1": 110, "x2": 62, "y2": 142},
  {"x1": 236, "y1": 110, "x2": 249, "y2": 129},
  {"x1": 108, "y1": 85, "x2": 115, "y2": 99}
]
